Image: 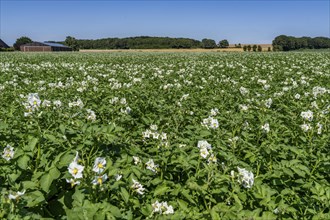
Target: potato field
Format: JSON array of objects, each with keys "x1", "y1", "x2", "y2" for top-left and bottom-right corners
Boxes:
[{"x1": 0, "y1": 52, "x2": 329, "y2": 219}]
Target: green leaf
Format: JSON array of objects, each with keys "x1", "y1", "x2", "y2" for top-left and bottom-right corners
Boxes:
[
  {"x1": 17, "y1": 155, "x2": 30, "y2": 170},
  {"x1": 150, "y1": 177, "x2": 163, "y2": 185},
  {"x1": 181, "y1": 189, "x2": 196, "y2": 205},
  {"x1": 121, "y1": 187, "x2": 130, "y2": 204},
  {"x1": 58, "y1": 152, "x2": 74, "y2": 168},
  {"x1": 0, "y1": 122, "x2": 8, "y2": 130},
  {"x1": 177, "y1": 199, "x2": 188, "y2": 211},
  {"x1": 59, "y1": 124, "x2": 66, "y2": 134},
  {"x1": 154, "y1": 184, "x2": 169, "y2": 196},
  {"x1": 210, "y1": 207, "x2": 221, "y2": 220},
  {"x1": 109, "y1": 205, "x2": 122, "y2": 218},
  {"x1": 72, "y1": 189, "x2": 85, "y2": 207},
  {"x1": 22, "y1": 181, "x2": 38, "y2": 190},
  {"x1": 24, "y1": 137, "x2": 38, "y2": 152},
  {"x1": 44, "y1": 134, "x2": 57, "y2": 143},
  {"x1": 26, "y1": 190, "x2": 45, "y2": 207},
  {"x1": 261, "y1": 211, "x2": 277, "y2": 219},
  {"x1": 40, "y1": 167, "x2": 60, "y2": 192}
]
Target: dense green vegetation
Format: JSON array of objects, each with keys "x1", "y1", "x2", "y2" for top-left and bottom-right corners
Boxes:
[
  {"x1": 0, "y1": 52, "x2": 329, "y2": 219},
  {"x1": 68, "y1": 36, "x2": 202, "y2": 49},
  {"x1": 272, "y1": 35, "x2": 330, "y2": 51}
]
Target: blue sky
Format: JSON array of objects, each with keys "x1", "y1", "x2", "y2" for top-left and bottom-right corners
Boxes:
[{"x1": 1, "y1": 0, "x2": 329, "y2": 46}]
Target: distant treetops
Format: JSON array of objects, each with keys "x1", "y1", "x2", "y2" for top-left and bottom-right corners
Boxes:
[{"x1": 272, "y1": 35, "x2": 330, "y2": 51}]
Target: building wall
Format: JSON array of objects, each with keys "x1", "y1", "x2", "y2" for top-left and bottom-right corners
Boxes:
[{"x1": 21, "y1": 46, "x2": 52, "y2": 52}]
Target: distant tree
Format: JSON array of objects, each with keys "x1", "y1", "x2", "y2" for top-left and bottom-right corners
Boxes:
[
  {"x1": 257, "y1": 45, "x2": 262, "y2": 52},
  {"x1": 247, "y1": 45, "x2": 251, "y2": 52},
  {"x1": 202, "y1": 38, "x2": 217, "y2": 49},
  {"x1": 268, "y1": 47, "x2": 271, "y2": 52},
  {"x1": 237, "y1": 43, "x2": 242, "y2": 48},
  {"x1": 243, "y1": 45, "x2": 247, "y2": 51},
  {"x1": 218, "y1": 39, "x2": 229, "y2": 48},
  {"x1": 65, "y1": 36, "x2": 79, "y2": 51},
  {"x1": 13, "y1": 36, "x2": 32, "y2": 50},
  {"x1": 252, "y1": 45, "x2": 257, "y2": 52}
]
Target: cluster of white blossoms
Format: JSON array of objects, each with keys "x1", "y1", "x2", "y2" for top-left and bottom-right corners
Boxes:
[
  {"x1": 264, "y1": 98, "x2": 272, "y2": 108},
  {"x1": 2, "y1": 145, "x2": 15, "y2": 161},
  {"x1": 67, "y1": 152, "x2": 85, "y2": 187},
  {"x1": 131, "y1": 179, "x2": 146, "y2": 195},
  {"x1": 210, "y1": 108, "x2": 219, "y2": 116},
  {"x1": 152, "y1": 200, "x2": 174, "y2": 215},
  {"x1": 23, "y1": 93, "x2": 41, "y2": 116},
  {"x1": 133, "y1": 156, "x2": 141, "y2": 165},
  {"x1": 146, "y1": 159, "x2": 159, "y2": 173},
  {"x1": 239, "y1": 104, "x2": 249, "y2": 111},
  {"x1": 109, "y1": 97, "x2": 132, "y2": 114},
  {"x1": 261, "y1": 123, "x2": 270, "y2": 133},
  {"x1": 301, "y1": 110, "x2": 313, "y2": 121},
  {"x1": 86, "y1": 109, "x2": 96, "y2": 121},
  {"x1": 301, "y1": 123, "x2": 311, "y2": 132},
  {"x1": 142, "y1": 125, "x2": 167, "y2": 145},
  {"x1": 197, "y1": 140, "x2": 217, "y2": 164},
  {"x1": 239, "y1": 86, "x2": 249, "y2": 96},
  {"x1": 300, "y1": 110, "x2": 313, "y2": 132},
  {"x1": 68, "y1": 98, "x2": 84, "y2": 108},
  {"x1": 234, "y1": 167, "x2": 254, "y2": 188},
  {"x1": 91, "y1": 157, "x2": 108, "y2": 186},
  {"x1": 201, "y1": 116, "x2": 219, "y2": 129},
  {"x1": 312, "y1": 86, "x2": 328, "y2": 98}
]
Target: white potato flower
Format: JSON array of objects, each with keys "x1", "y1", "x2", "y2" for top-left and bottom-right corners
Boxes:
[
  {"x1": 208, "y1": 154, "x2": 217, "y2": 164},
  {"x1": 261, "y1": 123, "x2": 270, "y2": 133},
  {"x1": 66, "y1": 178, "x2": 81, "y2": 187},
  {"x1": 86, "y1": 109, "x2": 96, "y2": 121},
  {"x1": 301, "y1": 123, "x2": 311, "y2": 132},
  {"x1": 152, "y1": 200, "x2": 174, "y2": 215},
  {"x1": 133, "y1": 156, "x2": 141, "y2": 165},
  {"x1": 237, "y1": 167, "x2": 254, "y2": 188},
  {"x1": 114, "y1": 174, "x2": 122, "y2": 181},
  {"x1": 197, "y1": 140, "x2": 212, "y2": 150},
  {"x1": 200, "y1": 147, "x2": 210, "y2": 159},
  {"x1": 92, "y1": 157, "x2": 106, "y2": 174},
  {"x1": 2, "y1": 145, "x2": 14, "y2": 161},
  {"x1": 8, "y1": 190, "x2": 26, "y2": 200},
  {"x1": 131, "y1": 179, "x2": 145, "y2": 195},
  {"x1": 146, "y1": 159, "x2": 159, "y2": 173},
  {"x1": 27, "y1": 93, "x2": 41, "y2": 109},
  {"x1": 68, "y1": 161, "x2": 84, "y2": 179},
  {"x1": 92, "y1": 174, "x2": 108, "y2": 185}
]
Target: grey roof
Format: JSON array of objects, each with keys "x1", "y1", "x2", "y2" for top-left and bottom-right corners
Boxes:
[
  {"x1": 43, "y1": 42, "x2": 70, "y2": 48},
  {"x1": 0, "y1": 39, "x2": 10, "y2": 48}
]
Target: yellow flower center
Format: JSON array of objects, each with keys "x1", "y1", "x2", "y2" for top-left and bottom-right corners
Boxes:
[
  {"x1": 97, "y1": 163, "x2": 103, "y2": 168},
  {"x1": 97, "y1": 177, "x2": 103, "y2": 185},
  {"x1": 33, "y1": 101, "x2": 37, "y2": 105},
  {"x1": 73, "y1": 168, "x2": 78, "y2": 175}
]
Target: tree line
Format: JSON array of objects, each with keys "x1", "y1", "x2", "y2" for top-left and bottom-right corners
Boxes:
[
  {"x1": 63, "y1": 36, "x2": 232, "y2": 50},
  {"x1": 272, "y1": 35, "x2": 330, "y2": 51}
]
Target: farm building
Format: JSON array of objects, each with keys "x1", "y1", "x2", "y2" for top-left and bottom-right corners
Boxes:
[
  {"x1": 0, "y1": 39, "x2": 10, "y2": 49},
  {"x1": 20, "y1": 42, "x2": 72, "y2": 52}
]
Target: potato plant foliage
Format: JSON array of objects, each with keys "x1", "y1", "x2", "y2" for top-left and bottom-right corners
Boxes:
[{"x1": 0, "y1": 52, "x2": 329, "y2": 219}]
